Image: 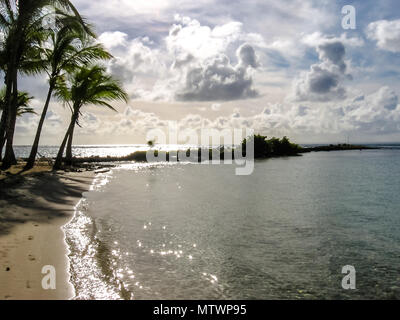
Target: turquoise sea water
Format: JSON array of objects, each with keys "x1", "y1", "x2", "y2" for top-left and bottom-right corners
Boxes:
[{"x1": 64, "y1": 148, "x2": 400, "y2": 300}]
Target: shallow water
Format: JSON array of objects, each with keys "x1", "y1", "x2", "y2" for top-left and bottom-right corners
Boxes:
[{"x1": 64, "y1": 149, "x2": 400, "y2": 299}]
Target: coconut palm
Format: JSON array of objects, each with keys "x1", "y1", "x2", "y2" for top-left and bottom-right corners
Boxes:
[
  {"x1": 0, "y1": 0, "x2": 89, "y2": 169},
  {"x1": 0, "y1": 90, "x2": 35, "y2": 116},
  {"x1": 24, "y1": 23, "x2": 112, "y2": 170},
  {"x1": 53, "y1": 65, "x2": 128, "y2": 170},
  {"x1": 0, "y1": 89, "x2": 35, "y2": 160}
]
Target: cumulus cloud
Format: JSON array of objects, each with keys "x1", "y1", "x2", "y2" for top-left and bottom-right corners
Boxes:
[
  {"x1": 343, "y1": 87, "x2": 400, "y2": 133},
  {"x1": 166, "y1": 15, "x2": 245, "y2": 59},
  {"x1": 263, "y1": 32, "x2": 363, "y2": 68},
  {"x1": 291, "y1": 38, "x2": 352, "y2": 102},
  {"x1": 76, "y1": 84, "x2": 399, "y2": 145},
  {"x1": 12, "y1": 1, "x2": 400, "y2": 146},
  {"x1": 105, "y1": 35, "x2": 162, "y2": 79},
  {"x1": 175, "y1": 44, "x2": 259, "y2": 101},
  {"x1": 301, "y1": 32, "x2": 364, "y2": 48},
  {"x1": 98, "y1": 31, "x2": 128, "y2": 49},
  {"x1": 100, "y1": 16, "x2": 261, "y2": 102},
  {"x1": 237, "y1": 44, "x2": 259, "y2": 68},
  {"x1": 367, "y1": 19, "x2": 400, "y2": 53},
  {"x1": 371, "y1": 87, "x2": 398, "y2": 111},
  {"x1": 166, "y1": 17, "x2": 261, "y2": 101}
]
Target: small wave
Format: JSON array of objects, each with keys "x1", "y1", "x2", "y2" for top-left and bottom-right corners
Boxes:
[{"x1": 63, "y1": 170, "x2": 133, "y2": 300}]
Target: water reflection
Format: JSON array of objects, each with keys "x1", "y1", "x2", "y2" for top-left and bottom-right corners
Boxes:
[{"x1": 64, "y1": 150, "x2": 400, "y2": 299}]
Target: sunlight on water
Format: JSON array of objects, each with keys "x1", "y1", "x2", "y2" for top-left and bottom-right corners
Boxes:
[
  {"x1": 63, "y1": 149, "x2": 400, "y2": 300},
  {"x1": 64, "y1": 198, "x2": 122, "y2": 300},
  {"x1": 64, "y1": 171, "x2": 132, "y2": 300},
  {"x1": 64, "y1": 162, "x2": 226, "y2": 299},
  {"x1": 12, "y1": 144, "x2": 201, "y2": 159}
]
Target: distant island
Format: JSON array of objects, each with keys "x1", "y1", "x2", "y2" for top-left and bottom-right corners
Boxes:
[
  {"x1": 299, "y1": 144, "x2": 377, "y2": 153},
  {"x1": 1, "y1": 135, "x2": 378, "y2": 176},
  {"x1": 45, "y1": 134, "x2": 377, "y2": 166}
]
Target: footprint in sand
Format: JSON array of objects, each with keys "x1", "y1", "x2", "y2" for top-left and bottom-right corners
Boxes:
[
  {"x1": 28, "y1": 236, "x2": 34, "y2": 240},
  {"x1": 28, "y1": 254, "x2": 36, "y2": 261}
]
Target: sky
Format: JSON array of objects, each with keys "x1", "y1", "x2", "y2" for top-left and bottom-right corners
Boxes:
[{"x1": 14, "y1": 0, "x2": 400, "y2": 145}]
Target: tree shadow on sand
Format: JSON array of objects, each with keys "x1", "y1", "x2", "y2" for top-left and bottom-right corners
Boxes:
[{"x1": 0, "y1": 172, "x2": 90, "y2": 236}]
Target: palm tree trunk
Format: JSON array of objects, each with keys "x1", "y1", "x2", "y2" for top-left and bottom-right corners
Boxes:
[
  {"x1": 65, "y1": 122, "x2": 75, "y2": 165},
  {"x1": 54, "y1": 112, "x2": 78, "y2": 170},
  {"x1": 2, "y1": 106, "x2": 17, "y2": 168},
  {"x1": 1, "y1": 17, "x2": 24, "y2": 170},
  {"x1": 25, "y1": 83, "x2": 55, "y2": 170},
  {"x1": 1, "y1": 69, "x2": 19, "y2": 169},
  {"x1": 0, "y1": 71, "x2": 12, "y2": 164},
  {"x1": 0, "y1": 108, "x2": 7, "y2": 162}
]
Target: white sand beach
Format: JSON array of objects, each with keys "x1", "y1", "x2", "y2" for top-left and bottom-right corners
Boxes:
[{"x1": 0, "y1": 170, "x2": 94, "y2": 300}]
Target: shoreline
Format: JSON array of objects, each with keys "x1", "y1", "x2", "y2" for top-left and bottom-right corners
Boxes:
[{"x1": 0, "y1": 171, "x2": 94, "y2": 300}]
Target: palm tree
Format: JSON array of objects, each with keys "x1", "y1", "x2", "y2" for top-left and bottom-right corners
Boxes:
[
  {"x1": 24, "y1": 23, "x2": 112, "y2": 170},
  {"x1": 53, "y1": 65, "x2": 128, "y2": 170},
  {"x1": 0, "y1": 89, "x2": 35, "y2": 160},
  {"x1": 0, "y1": 2, "x2": 45, "y2": 163},
  {"x1": 0, "y1": 0, "x2": 89, "y2": 169}
]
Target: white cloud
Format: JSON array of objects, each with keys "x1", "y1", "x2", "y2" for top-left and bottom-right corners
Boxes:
[
  {"x1": 174, "y1": 44, "x2": 259, "y2": 101},
  {"x1": 98, "y1": 86, "x2": 399, "y2": 142},
  {"x1": 211, "y1": 103, "x2": 222, "y2": 111},
  {"x1": 371, "y1": 87, "x2": 398, "y2": 111},
  {"x1": 343, "y1": 87, "x2": 400, "y2": 133},
  {"x1": 167, "y1": 16, "x2": 243, "y2": 59},
  {"x1": 99, "y1": 17, "x2": 262, "y2": 102},
  {"x1": 367, "y1": 19, "x2": 400, "y2": 53},
  {"x1": 98, "y1": 31, "x2": 128, "y2": 49},
  {"x1": 301, "y1": 32, "x2": 364, "y2": 48}
]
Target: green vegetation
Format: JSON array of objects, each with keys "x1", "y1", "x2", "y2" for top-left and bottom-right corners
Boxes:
[
  {"x1": 62, "y1": 134, "x2": 303, "y2": 164},
  {"x1": 0, "y1": 89, "x2": 35, "y2": 160},
  {"x1": 24, "y1": 19, "x2": 112, "y2": 170},
  {"x1": 0, "y1": 2, "x2": 375, "y2": 172},
  {"x1": 53, "y1": 65, "x2": 128, "y2": 169},
  {"x1": 0, "y1": 0, "x2": 127, "y2": 170},
  {"x1": 242, "y1": 134, "x2": 303, "y2": 158}
]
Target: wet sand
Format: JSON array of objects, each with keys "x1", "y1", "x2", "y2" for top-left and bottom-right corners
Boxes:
[{"x1": 0, "y1": 170, "x2": 94, "y2": 300}]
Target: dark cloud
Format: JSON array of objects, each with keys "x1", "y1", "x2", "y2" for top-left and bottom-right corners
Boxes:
[
  {"x1": 317, "y1": 41, "x2": 346, "y2": 72},
  {"x1": 293, "y1": 40, "x2": 350, "y2": 102},
  {"x1": 308, "y1": 66, "x2": 339, "y2": 93},
  {"x1": 237, "y1": 44, "x2": 259, "y2": 68}
]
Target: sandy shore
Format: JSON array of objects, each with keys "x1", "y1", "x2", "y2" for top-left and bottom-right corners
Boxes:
[{"x1": 0, "y1": 170, "x2": 94, "y2": 300}]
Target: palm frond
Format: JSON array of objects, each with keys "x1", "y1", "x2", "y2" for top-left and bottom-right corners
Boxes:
[
  {"x1": 55, "y1": 65, "x2": 128, "y2": 117},
  {"x1": 0, "y1": 86, "x2": 35, "y2": 116}
]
